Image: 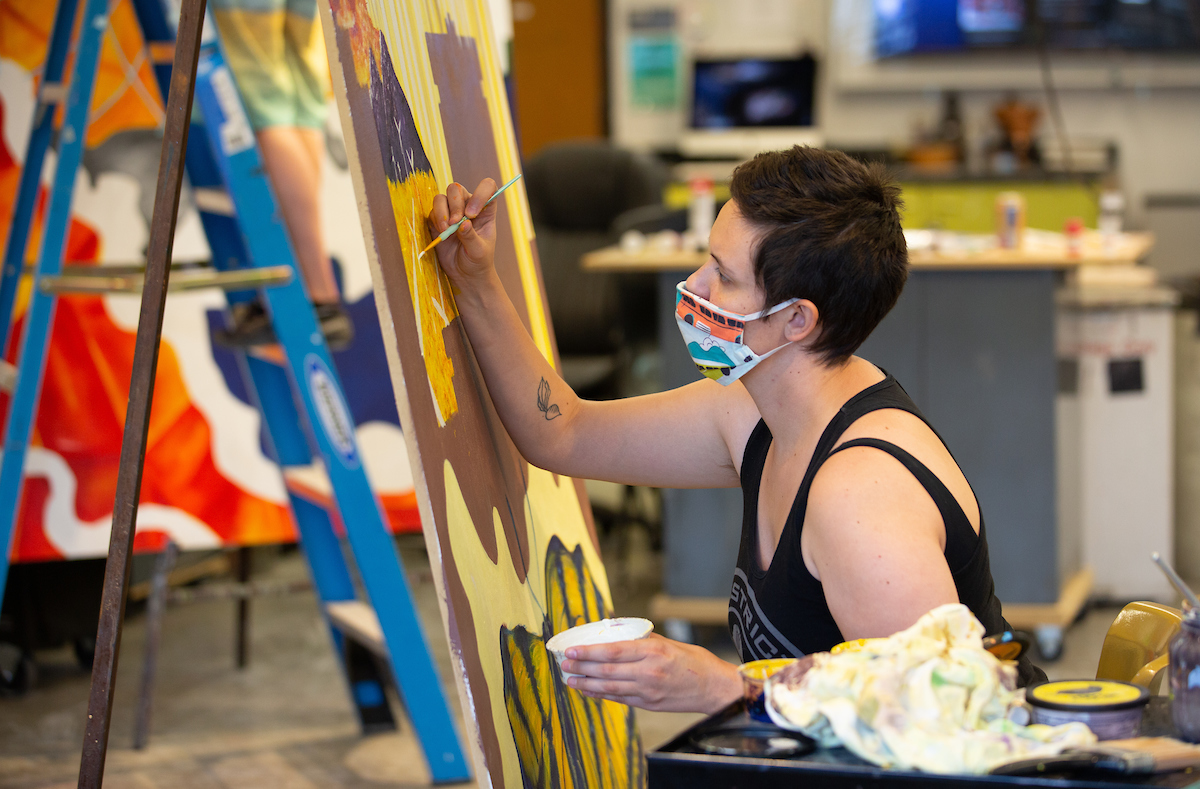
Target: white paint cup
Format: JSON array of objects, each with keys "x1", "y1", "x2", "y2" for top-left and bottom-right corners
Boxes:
[{"x1": 545, "y1": 617, "x2": 654, "y2": 681}]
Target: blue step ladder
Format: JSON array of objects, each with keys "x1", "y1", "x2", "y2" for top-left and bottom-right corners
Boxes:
[{"x1": 0, "y1": 0, "x2": 469, "y2": 780}]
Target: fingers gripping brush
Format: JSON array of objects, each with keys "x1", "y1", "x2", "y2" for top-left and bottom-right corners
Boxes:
[{"x1": 418, "y1": 174, "x2": 522, "y2": 259}]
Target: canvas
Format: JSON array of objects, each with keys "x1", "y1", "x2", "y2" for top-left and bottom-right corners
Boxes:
[{"x1": 318, "y1": 1, "x2": 645, "y2": 787}]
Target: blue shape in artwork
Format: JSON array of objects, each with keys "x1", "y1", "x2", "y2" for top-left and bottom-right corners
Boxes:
[{"x1": 205, "y1": 289, "x2": 403, "y2": 434}]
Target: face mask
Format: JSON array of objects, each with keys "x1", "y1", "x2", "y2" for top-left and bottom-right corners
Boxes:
[{"x1": 674, "y1": 282, "x2": 799, "y2": 385}]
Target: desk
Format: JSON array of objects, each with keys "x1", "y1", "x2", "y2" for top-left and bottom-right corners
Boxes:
[
  {"x1": 582, "y1": 233, "x2": 1154, "y2": 647},
  {"x1": 649, "y1": 697, "x2": 1188, "y2": 789}
]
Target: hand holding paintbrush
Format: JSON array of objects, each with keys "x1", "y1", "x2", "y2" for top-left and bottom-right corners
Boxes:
[{"x1": 421, "y1": 174, "x2": 521, "y2": 259}]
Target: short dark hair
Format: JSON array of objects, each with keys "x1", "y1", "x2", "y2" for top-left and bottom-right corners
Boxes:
[{"x1": 730, "y1": 146, "x2": 908, "y2": 365}]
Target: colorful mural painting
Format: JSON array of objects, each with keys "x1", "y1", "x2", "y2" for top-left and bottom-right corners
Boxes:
[
  {"x1": 0, "y1": 0, "x2": 420, "y2": 563},
  {"x1": 320, "y1": 1, "x2": 644, "y2": 787}
]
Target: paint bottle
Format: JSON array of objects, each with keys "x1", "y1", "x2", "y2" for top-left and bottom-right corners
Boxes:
[
  {"x1": 1099, "y1": 189, "x2": 1125, "y2": 251},
  {"x1": 1064, "y1": 217, "x2": 1084, "y2": 258},
  {"x1": 688, "y1": 177, "x2": 715, "y2": 249},
  {"x1": 995, "y1": 191, "x2": 1026, "y2": 250}
]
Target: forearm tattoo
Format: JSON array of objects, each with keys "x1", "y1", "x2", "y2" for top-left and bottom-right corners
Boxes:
[{"x1": 536, "y1": 377, "x2": 562, "y2": 421}]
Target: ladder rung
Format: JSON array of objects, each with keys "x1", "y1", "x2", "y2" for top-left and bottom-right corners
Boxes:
[
  {"x1": 193, "y1": 187, "x2": 236, "y2": 216},
  {"x1": 38, "y1": 266, "x2": 292, "y2": 294},
  {"x1": 40, "y1": 82, "x2": 68, "y2": 105},
  {"x1": 282, "y1": 462, "x2": 333, "y2": 508},
  {"x1": 326, "y1": 600, "x2": 387, "y2": 657},
  {"x1": 0, "y1": 360, "x2": 15, "y2": 393}
]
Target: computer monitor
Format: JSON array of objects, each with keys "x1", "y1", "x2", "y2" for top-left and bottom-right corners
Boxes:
[
  {"x1": 875, "y1": 0, "x2": 1200, "y2": 56},
  {"x1": 679, "y1": 56, "x2": 822, "y2": 160}
]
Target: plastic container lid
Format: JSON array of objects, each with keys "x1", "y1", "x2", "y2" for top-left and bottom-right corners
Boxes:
[{"x1": 1026, "y1": 679, "x2": 1150, "y2": 712}]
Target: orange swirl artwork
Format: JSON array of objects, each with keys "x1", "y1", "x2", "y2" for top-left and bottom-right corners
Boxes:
[
  {"x1": 320, "y1": 1, "x2": 644, "y2": 787},
  {"x1": 0, "y1": 0, "x2": 298, "y2": 561},
  {"x1": 0, "y1": 0, "x2": 422, "y2": 563}
]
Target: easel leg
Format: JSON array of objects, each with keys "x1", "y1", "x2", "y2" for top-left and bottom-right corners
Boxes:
[
  {"x1": 235, "y1": 546, "x2": 251, "y2": 669},
  {"x1": 132, "y1": 542, "x2": 178, "y2": 750},
  {"x1": 76, "y1": 0, "x2": 207, "y2": 785}
]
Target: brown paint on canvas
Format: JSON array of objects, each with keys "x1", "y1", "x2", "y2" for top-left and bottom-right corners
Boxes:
[{"x1": 426, "y1": 19, "x2": 531, "y2": 340}]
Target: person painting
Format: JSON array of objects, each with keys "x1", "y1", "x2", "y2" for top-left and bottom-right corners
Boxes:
[{"x1": 424, "y1": 146, "x2": 1044, "y2": 715}]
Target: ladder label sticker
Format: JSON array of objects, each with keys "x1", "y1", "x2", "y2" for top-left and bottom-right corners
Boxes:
[
  {"x1": 208, "y1": 66, "x2": 255, "y2": 156},
  {"x1": 305, "y1": 355, "x2": 359, "y2": 469}
]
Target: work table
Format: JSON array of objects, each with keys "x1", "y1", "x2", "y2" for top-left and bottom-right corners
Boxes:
[{"x1": 581, "y1": 231, "x2": 1154, "y2": 273}]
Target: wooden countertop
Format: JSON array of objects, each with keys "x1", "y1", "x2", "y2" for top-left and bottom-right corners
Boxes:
[{"x1": 582, "y1": 231, "x2": 1155, "y2": 273}]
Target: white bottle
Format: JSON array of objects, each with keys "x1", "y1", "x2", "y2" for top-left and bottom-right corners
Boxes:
[
  {"x1": 1098, "y1": 189, "x2": 1125, "y2": 250},
  {"x1": 688, "y1": 177, "x2": 715, "y2": 249}
]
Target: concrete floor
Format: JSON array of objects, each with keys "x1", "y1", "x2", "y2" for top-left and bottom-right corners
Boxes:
[{"x1": 0, "y1": 533, "x2": 1135, "y2": 789}]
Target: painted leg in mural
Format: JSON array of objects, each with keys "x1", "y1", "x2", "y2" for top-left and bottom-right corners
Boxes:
[
  {"x1": 216, "y1": 126, "x2": 354, "y2": 349},
  {"x1": 258, "y1": 126, "x2": 339, "y2": 303}
]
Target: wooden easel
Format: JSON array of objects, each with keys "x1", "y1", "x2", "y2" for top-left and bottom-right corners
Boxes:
[{"x1": 76, "y1": 0, "x2": 207, "y2": 785}]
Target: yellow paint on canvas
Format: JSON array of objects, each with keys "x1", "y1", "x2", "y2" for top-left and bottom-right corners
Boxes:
[
  {"x1": 444, "y1": 459, "x2": 634, "y2": 789},
  {"x1": 501, "y1": 541, "x2": 643, "y2": 789},
  {"x1": 366, "y1": 0, "x2": 552, "y2": 364},
  {"x1": 389, "y1": 170, "x2": 458, "y2": 424}
]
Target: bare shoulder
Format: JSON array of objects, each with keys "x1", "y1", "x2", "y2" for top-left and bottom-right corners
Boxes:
[
  {"x1": 802, "y1": 447, "x2": 959, "y2": 637},
  {"x1": 834, "y1": 407, "x2": 981, "y2": 530},
  {"x1": 805, "y1": 443, "x2": 945, "y2": 534},
  {"x1": 802, "y1": 445, "x2": 948, "y2": 577}
]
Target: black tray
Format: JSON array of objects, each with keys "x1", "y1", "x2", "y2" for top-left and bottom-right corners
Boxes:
[{"x1": 648, "y1": 697, "x2": 1200, "y2": 789}]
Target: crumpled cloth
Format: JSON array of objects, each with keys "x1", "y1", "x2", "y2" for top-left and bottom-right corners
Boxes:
[{"x1": 767, "y1": 604, "x2": 1096, "y2": 774}]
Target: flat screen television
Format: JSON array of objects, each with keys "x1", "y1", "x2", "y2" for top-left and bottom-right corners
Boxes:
[
  {"x1": 679, "y1": 56, "x2": 822, "y2": 159},
  {"x1": 875, "y1": 0, "x2": 1200, "y2": 56}
]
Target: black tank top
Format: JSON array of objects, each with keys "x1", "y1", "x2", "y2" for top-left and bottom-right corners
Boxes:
[{"x1": 728, "y1": 373, "x2": 1045, "y2": 686}]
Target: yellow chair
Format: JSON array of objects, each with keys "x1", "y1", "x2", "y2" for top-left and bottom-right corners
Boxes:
[{"x1": 1095, "y1": 601, "x2": 1183, "y2": 694}]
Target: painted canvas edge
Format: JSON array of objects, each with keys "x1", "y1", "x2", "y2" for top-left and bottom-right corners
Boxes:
[{"x1": 315, "y1": 3, "x2": 491, "y2": 785}]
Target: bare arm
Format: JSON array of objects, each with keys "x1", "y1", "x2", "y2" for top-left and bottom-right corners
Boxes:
[
  {"x1": 803, "y1": 448, "x2": 961, "y2": 640},
  {"x1": 429, "y1": 180, "x2": 758, "y2": 488}
]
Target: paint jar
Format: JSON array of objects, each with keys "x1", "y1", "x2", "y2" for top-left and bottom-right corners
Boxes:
[
  {"x1": 1026, "y1": 679, "x2": 1149, "y2": 740},
  {"x1": 995, "y1": 191, "x2": 1026, "y2": 250},
  {"x1": 738, "y1": 658, "x2": 797, "y2": 722},
  {"x1": 546, "y1": 617, "x2": 653, "y2": 681},
  {"x1": 831, "y1": 638, "x2": 884, "y2": 654},
  {"x1": 1170, "y1": 613, "x2": 1200, "y2": 742}
]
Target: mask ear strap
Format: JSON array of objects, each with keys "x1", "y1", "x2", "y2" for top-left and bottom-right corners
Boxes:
[{"x1": 743, "y1": 298, "x2": 801, "y2": 322}]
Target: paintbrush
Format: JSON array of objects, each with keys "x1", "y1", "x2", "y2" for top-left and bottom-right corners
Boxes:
[
  {"x1": 1152, "y1": 551, "x2": 1200, "y2": 609},
  {"x1": 418, "y1": 173, "x2": 523, "y2": 259},
  {"x1": 991, "y1": 737, "x2": 1200, "y2": 776}
]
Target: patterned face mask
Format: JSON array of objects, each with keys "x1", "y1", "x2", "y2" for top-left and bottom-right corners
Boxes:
[{"x1": 674, "y1": 282, "x2": 799, "y2": 385}]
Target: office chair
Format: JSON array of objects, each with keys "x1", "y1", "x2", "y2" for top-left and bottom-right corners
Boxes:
[{"x1": 525, "y1": 139, "x2": 668, "y2": 398}]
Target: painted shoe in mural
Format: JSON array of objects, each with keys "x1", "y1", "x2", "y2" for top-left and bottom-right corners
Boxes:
[
  {"x1": 314, "y1": 302, "x2": 355, "y2": 351},
  {"x1": 214, "y1": 302, "x2": 276, "y2": 348}
]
